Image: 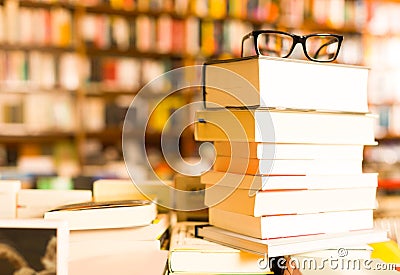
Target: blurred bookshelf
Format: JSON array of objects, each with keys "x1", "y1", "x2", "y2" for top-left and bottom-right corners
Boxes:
[{"x1": 0, "y1": 0, "x2": 399, "y2": 188}]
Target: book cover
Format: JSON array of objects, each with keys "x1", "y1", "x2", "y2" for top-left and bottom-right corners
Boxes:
[{"x1": 171, "y1": 18, "x2": 185, "y2": 54}]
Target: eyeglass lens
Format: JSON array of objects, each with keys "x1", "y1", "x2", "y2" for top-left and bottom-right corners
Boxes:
[
  {"x1": 257, "y1": 33, "x2": 293, "y2": 58},
  {"x1": 253, "y1": 33, "x2": 340, "y2": 61},
  {"x1": 306, "y1": 35, "x2": 340, "y2": 61}
]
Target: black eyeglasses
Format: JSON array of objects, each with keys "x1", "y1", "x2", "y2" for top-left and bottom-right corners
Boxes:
[{"x1": 241, "y1": 30, "x2": 343, "y2": 62}]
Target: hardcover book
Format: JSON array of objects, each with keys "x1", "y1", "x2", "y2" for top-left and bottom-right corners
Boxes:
[
  {"x1": 17, "y1": 189, "x2": 92, "y2": 219},
  {"x1": 209, "y1": 207, "x2": 373, "y2": 239},
  {"x1": 203, "y1": 56, "x2": 369, "y2": 112},
  {"x1": 194, "y1": 108, "x2": 376, "y2": 144},
  {"x1": 69, "y1": 213, "x2": 170, "y2": 242},
  {"x1": 204, "y1": 185, "x2": 377, "y2": 216},
  {"x1": 196, "y1": 226, "x2": 387, "y2": 257},
  {"x1": 212, "y1": 156, "x2": 363, "y2": 175},
  {"x1": 44, "y1": 200, "x2": 157, "y2": 230},
  {"x1": 213, "y1": 141, "x2": 365, "y2": 160},
  {"x1": 201, "y1": 171, "x2": 378, "y2": 190}
]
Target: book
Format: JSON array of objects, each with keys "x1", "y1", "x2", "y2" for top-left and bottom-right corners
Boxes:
[
  {"x1": 93, "y1": 179, "x2": 152, "y2": 201},
  {"x1": 213, "y1": 156, "x2": 362, "y2": 175},
  {"x1": 82, "y1": 97, "x2": 105, "y2": 132},
  {"x1": 44, "y1": 200, "x2": 157, "y2": 230},
  {"x1": 0, "y1": 219, "x2": 69, "y2": 275},
  {"x1": 209, "y1": 208, "x2": 373, "y2": 239},
  {"x1": 156, "y1": 15, "x2": 172, "y2": 53},
  {"x1": 375, "y1": 194, "x2": 400, "y2": 217},
  {"x1": 69, "y1": 249, "x2": 169, "y2": 275},
  {"x1": 173, "y1": 174, "x2": 208, "y2": 221},
  {"x1": 209, "y1": 0, "x2": 227, "y2": 19},
  {"x1": 69, "y1": 213, "x2": 170, "y2": 243},
  {"x1": 171, "y1": 18, "x2": 185, "y2": 54},
  {"x1": 0, "y1": 180, "x2": 21, "y2": 218},
  {"x1": 195, "y1": 226, "x2": 388, "y2": 257},
  {"x1": 168, "y1": 222, "x2": 271, "y2": 274},
  {"x1": 203, "y1": 56, "x2": 369, "y2": 112},
  {"x1": 201, "y1": 171, "x2": 378, "y2": 190},
  {"x1": 194, "y1": 109, "x2": 376, "y2": 144},
  {"x1": 92, "y1": 179, "x2": 173, "y2": 212},
  {"x1": 213, "y1": 141, "x2": 365, "y2": 159},
  {"x1": 185, "y1": 16, "x2": 200, "y2": 55},
  {"x1": 204, "y1": 185, "x2": 377, "y2": 216},
  {"x1": 17, "y1": 189, "x2": 92, "y2": 219},
  {"x1": 200, "y1": 21, "x2": 217, "y2": 56},
  {"x1": 69, "y1": 239, "x2": 161, "y2": 262}
]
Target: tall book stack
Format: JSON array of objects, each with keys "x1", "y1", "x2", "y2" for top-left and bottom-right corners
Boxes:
[{"x1": 194, "y1": 56, "x2": 387, "y2": 258}]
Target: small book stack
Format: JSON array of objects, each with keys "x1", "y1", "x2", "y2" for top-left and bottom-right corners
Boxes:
[
  {"x1": 194, "y1": 56, "x2": 387, "y2": 257},
  {"x1": 44, "y1": 196, "x2": 170, "y2": 273},
  {"x1": 168, "y1": 222, "x2": 272, "y2": 274}
]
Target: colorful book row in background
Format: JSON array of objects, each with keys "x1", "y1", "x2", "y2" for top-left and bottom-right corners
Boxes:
[
  {"x1": 0, "y1": 1, "x2": 367, "y2": 63},
  {"x1": 0, "y1": 51, "x2": 170, "y2": 91}
]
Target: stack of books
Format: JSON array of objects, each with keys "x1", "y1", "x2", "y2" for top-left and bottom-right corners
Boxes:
[
  {"x1": 194, "y1": 56, "x2": 387, "y2": 258},
  {"x1": 168, "y1": 221, "x2": 271, "y2": 274},
  {"x1": 43, "y1": 192, "x2": 170, "y2": 273}
]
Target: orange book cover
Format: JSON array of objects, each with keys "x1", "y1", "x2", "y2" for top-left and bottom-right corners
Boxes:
[{"x1": 172, "y1": 19, "x2": 185, "y2": 54}]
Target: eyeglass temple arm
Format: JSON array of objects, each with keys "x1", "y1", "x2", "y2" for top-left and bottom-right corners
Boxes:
[
  {"x1": 240, "y1": 38, "x2": 245, "y2": 57},
  {"x1": 241, "y1": 33, "x2": 255, "y2": 57},
  {"x1": 312, "y1": 38, "x2": 339, "y2": 59}
]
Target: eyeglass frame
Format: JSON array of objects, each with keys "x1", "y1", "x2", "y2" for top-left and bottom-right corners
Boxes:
[{"x1": 241, "y1": 30, "x2": 344, "y2": 62}]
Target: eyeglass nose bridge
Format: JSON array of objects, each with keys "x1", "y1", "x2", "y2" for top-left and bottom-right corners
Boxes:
[{"x1": 289, "y1": 35, "x2": 310, "y2": 59}]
